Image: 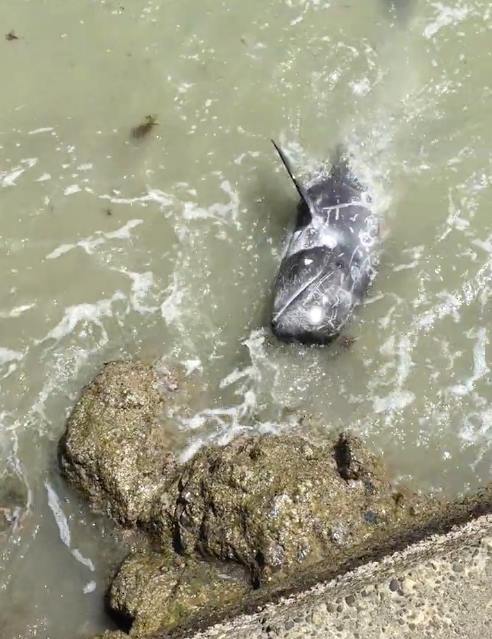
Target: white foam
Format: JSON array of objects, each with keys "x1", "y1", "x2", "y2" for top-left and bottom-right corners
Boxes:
[
  {"x1": 183, "y1": 359, "x2": 202, "y2": 375},
  {"x1": 161, "y1": 273, "x2": 184, "y2": 325},
  {"x1": 28, "y1": 127, "x2": 54, "y2": 135},
  {"x1": 416, "y1": 258, "x2": 492, "y2": 333},
  {"x1": 83, "y1": 581, "x2": 97, "y2": 594},
  {"x1": 424, "y1": 3, "x2": 469, "y2": 39},
  {"x1": 99, "y1": 187, "x2": 174, "y2": 209},
  {"x1": 64, "y1": 184, "x2": 81, "y2": 196},
  {"x1": 180, "y1": 180, "x2": 240, "y2": 224},
  {"x1": 35, "y1": 173, "x2": 52, "y2": 182},
  {"x1": 45, "y1": 482, "x2": 96, "y2": 572},
  {"x1": 0, "y1": 347, "x2": 23, "y2": 364},
  {"x1": 351, "y1": 77, "x2": 371, "y2": 96},
  {"x1": 1, "y1": 158, "x2": 38, "y2": 187},
  {"x1": 459, "y1": 408, "x2": 492, "y2": 447},
  {"x1": 450, "y1": 328, "x2": 488, "y2": 396},
  {"x1": 72, "y1": 549, "x2": 95, "y2": 571},
  {"x1": 219, "y1": 366, "x2": 255, "y2": 389},
  {"x1": 46, "y1": 219, "x2": 143, "y2": 259},
  {"x1": 45, "y1": 481, "x2": 71, "y2": 547},
  {"x1": 179, "y1": 438, "x2": 206, "y2": 463},
  {"x1": 118, "y1": 269, "x2": 157, "y2": 314},
  {"x1": 40, "y1": 292, "x2": 125, "y2": 343},
  {"x1": 373, "y1": 390, "x2": 415, "y2": 413}
]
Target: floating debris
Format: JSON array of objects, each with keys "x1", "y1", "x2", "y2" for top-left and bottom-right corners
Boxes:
[
  {"x1": 131, "y1": 115, "x2": 158, "y2": 140},
  {"x1": 339, "y1": 334, "x2": 357, "y2": 350},
  {"x1": 5, "y1": 30, "x2": 19, "y2": 41}
]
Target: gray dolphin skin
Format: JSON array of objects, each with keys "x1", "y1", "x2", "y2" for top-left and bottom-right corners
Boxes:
[{"x1": 271, "y1": 141, "x2": 379, "y2": 345}]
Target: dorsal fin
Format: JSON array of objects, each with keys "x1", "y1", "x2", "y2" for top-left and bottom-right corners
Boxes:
[{"x1": 271, "y1": 140, "x2": 318, "y2": 220}]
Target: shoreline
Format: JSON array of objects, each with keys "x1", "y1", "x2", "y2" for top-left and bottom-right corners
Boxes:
[{"x1": 183, "y1": 512, "x2": 492, "y2": 639}]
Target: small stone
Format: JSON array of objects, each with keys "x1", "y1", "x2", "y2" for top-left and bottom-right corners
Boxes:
[
  {"x1": 389, "y1": 578, "x2": 402, "y2": 593},
  {"x1": 363, "y1": 510, "x2": 379, "y2": 524}
]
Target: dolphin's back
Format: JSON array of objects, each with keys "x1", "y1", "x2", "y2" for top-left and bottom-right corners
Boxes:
[
  {"x1": 303, "y1": 150, "x2": 366, "y2": 212},
  {"x1": 271, "y1": 142, "x2": 379, "y2": 344}
]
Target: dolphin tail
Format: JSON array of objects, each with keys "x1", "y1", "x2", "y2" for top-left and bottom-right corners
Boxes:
[{"x1": 271, "y1": 140, "x2": 318, "y2": 219}]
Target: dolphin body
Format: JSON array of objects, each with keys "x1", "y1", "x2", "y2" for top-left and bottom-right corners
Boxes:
[{"x1": 271, "y1": 142, "x2": 379, "y2": 344}]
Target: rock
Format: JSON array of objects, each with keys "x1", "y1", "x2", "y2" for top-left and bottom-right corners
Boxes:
[
  {"x1": 152, "y1": 433, "x2": 426, "y2": 586},
  {"x1": 108, "y1": 550, "x2": 249, "y2": 637},
  {"x1": 58, "y1": 361, "x2": 177, "y2": 526},
  {"x1": 59, "y1": 361, "x2": 472, "y2": 639},
  {"x1": 0, "y1": 469, "x2": 28, "y2": 536}
]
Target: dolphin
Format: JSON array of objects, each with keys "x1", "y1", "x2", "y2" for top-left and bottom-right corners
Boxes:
[{"x1": 271, "y1": 142, "x2": 379, "y2": 344}]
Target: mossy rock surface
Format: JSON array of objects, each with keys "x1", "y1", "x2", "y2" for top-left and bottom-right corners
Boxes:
[
  {"x1": 109, "y1": 550, "x2": 249, "y2": 637},
  {"x1": 155, "y1": 433, "x2": 427, "y2": 586},
  {"x1": 60, "y1": 361, "x2": 489, "y2": 639},
  {"x1": 58, "y1": 361, "x2": 176, "y2": 526}
]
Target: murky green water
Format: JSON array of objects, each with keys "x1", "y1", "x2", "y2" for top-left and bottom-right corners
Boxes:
[{"x1": 1, "y1": 0, "x2": 491, "y2": 636}]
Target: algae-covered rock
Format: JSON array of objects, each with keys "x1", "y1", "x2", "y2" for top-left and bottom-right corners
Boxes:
[
  {"x1": 152, "y1": 433, "x2": 424, "y2": 586},
  {"x1": 108, "y1": 550, "x2": 249, "y2": 637},
  {"x1": 59, "y1": 361, "x2": 465, "y2": 639},
  {"x1": 58, "y1": 361, "x2": 176, "y2": 526}
]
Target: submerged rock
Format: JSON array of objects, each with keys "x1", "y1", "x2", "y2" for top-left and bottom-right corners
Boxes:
[
  {"x1": 58, "y1": 361, "x2": 177, "y2": 526},
  {"x1": 154, "y1": 433, "x2": 426, "y2": 587},
  {"x1": 0, "y1": 469, "x2": 28, "y2": 537}
]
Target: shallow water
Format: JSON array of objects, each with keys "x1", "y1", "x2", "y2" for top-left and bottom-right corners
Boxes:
[{"x1": 0, "y1": 0, "x2": 491, "y2": 636}]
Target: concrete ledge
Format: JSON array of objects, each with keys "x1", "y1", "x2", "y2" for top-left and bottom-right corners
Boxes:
[{"x1": 186, "y1": 514, "x2": 492, "y2": 639}]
